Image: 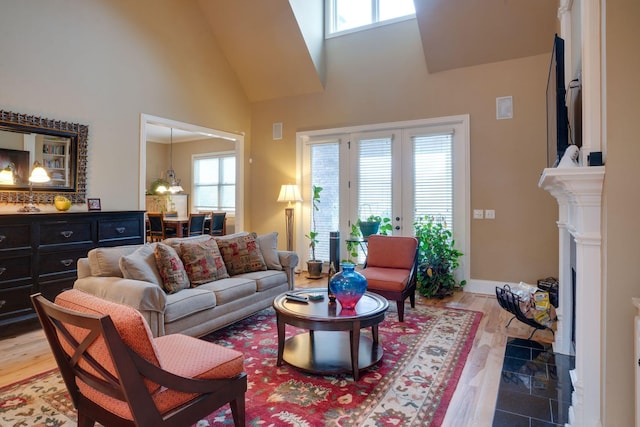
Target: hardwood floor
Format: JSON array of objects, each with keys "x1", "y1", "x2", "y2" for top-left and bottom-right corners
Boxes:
[{"x1": 0, "y1": 275, "x2": 554, "y2": 426}]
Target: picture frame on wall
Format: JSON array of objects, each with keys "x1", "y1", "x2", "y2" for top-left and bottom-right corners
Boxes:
[{"x1": 87, "y1": 198, "x2": 101, "y2": 211}]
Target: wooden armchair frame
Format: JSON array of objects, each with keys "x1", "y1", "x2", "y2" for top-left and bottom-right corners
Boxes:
[{"x1": 31, "y1": 294, "x2": 247, "y2": 427}]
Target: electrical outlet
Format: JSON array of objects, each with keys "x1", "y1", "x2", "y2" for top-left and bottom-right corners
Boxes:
[
  {"x1": 485, "y1": 209, "x2": 495, "y2": 219},
  {"x1": 473, "y1": 209, "x2": 484, "y2": 219}
]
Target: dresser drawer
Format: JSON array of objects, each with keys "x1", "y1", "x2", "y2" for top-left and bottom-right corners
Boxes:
[
  {"x1": 0, "y1": 254, "x2": 32, "y2": 284},
  {"x1": 98, "y1": 218, "x2": 143, "y2": 242},
  {"x1": 39, "y1": 221, "x2": 92, "y2": 246},
  {"x1": 0, "y1": 224, "x2": 31, "y2": 251},
  {"x1": 38, "y1": 249, "x2": 86, "y2": 276},
  {"x1": 0, "y1": 284, "x2": 35, "y2": 322},
  {"x1": 39, "y1": 277, "x2": 75, "y2": 301}
]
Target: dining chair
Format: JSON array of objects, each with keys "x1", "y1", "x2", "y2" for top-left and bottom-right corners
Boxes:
[
  {"x1": 187, "y1": 213, "x2": 207, "y2": 236},
  {"x1": 31, "y1": 290, "x2": 247, "y2": 427},
  {"x1": 162, "y1": 211, "x2": 178, "y2": 238},
  {"x1": 359, "y1": 235, "x2": 419, "y2": 322},
  {"x1": 146, "y1": 213, "x2": 165, "y2": 242},
  {"x1": 209, "y1": 212, "x2": 227, "y2": 236}
]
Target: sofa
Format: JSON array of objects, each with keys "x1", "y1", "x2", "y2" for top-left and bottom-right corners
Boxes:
[{"x1": 74, "y1": 232, "x2": 298, "y2": 338}]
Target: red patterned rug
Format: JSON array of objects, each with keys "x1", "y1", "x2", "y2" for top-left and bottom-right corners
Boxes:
[{"x1": 0, "y1": 304, "x2": 481, "y2": 427}]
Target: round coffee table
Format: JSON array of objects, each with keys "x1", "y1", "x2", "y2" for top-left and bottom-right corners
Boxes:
[{"x1": 273, "y1": 288, "x2": 389, "y2": 380}]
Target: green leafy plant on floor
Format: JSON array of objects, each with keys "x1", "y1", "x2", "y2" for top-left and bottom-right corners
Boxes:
[{"x1": 414, "y1": 215, "x2": 466, "y2": 298}]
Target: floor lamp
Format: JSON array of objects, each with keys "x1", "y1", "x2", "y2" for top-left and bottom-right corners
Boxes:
[{"x1": 277, "y1": 184, "x2": 302, "y2": 251}]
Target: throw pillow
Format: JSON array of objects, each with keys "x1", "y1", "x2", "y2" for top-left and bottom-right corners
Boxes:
[
  {"x1": 119, "y1": 243, "x2": 163, "y2": 286},
  {"x1": 216, "y1": 234, "x2": 267, "y2": 275},
  {"x1": 153, "y1": 243, "x2": 190, "y2": 294},
  {"x1": 254, "y1": 232, "x2": 282, "y2": 270},
  {"x1": 180, "y1": 238, "x2": 230, "y2": 285}
]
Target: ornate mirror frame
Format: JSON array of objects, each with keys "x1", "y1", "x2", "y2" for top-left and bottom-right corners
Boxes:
[{"x1": 0, "y1": 110, "x2": 87, "y2": 204}]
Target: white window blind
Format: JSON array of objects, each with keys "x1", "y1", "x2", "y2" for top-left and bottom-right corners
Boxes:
[
  {"x1": 357, "y1": 137, "x2": 392, "y2": 221},
  {"x1": 193, "y1": 154, "x2": 236, "y2": 213},
  {"x1": 310, "y1": 142, "x2": 340, "y2": 262},
  {"x1": 413, "y1": 132, "x2": 454, "y2": 231}
]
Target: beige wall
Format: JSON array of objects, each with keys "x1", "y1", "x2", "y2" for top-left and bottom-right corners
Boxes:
[
  {"x1": 603, "y1": 0, "x2": 640, "y2": 424},
  {"x1": 0, "y1": 0, "x2": 251, "y2": 212},
  {"x1": 250, "y1": 19, "x2": 559, "y2": 284}
]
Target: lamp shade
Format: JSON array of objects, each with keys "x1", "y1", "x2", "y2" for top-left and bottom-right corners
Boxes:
[
  {"x1": 277, "y1": 184, "x2": 302, "y2": 204},
  {"x1": 0, "y1": 167, "x2": 15, "y2": 185},
  {"x1": 29, "y1": 162, "x2": 50, "y2": 183}
]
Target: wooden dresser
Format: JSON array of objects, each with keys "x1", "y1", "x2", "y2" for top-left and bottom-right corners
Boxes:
[{"x1": 0, "y1": 211, "x2": 145, "y2": 327}]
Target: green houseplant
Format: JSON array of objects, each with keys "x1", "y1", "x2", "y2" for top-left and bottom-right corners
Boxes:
[
  {"x1": 345, "y1": 215, "x2": 392, "y2": 263},
  {"x1": 414, "y1": 215, "x2": 466, "y2": 298},
  {"x1": 305, "y1": 185, "x2": 323, "y2": 278}
]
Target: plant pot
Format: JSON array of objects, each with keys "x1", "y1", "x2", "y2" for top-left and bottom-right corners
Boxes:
[
  {"x1": 306, "y1": 260, "x2": 323, "y2": 279},
  {"x1": 359, "y1": 221, "x2": 380, "y2": 237}
]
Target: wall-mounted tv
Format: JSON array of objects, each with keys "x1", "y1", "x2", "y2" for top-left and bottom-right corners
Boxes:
[{"x1": 546, "y1": 34, "x2": 569, "y2": 168}]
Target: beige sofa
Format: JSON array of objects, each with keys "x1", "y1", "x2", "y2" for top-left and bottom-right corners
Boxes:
[{"x1": 74, "y1": 233, "x2": 298, "y2": 338}]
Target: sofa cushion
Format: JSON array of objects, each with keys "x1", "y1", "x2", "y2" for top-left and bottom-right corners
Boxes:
[
  {"x1": 179, "y1": 238, "x2": 229, "y2": 285},
  {"x1": 88, "y1": 245, "x2": 143, "y2": 277},
  {"x1": 163, "y1": 235, "x2": 212, "y2": 257},
  {"x1": 197, "y1": 277, "x2": 257, "y2": 306},
  {"x1": 119, "y1": 243, "x2": 163, "y2": 286},
  {"x1": 154, "y1": 243, "x2": 190, "y2": 294},
  {"x1": 254, "y1": 232, "x2": 282, "y2": 271},
  {"x1": 234, "y1": 270, "x2": 289, "y2": 292},
  {"x1": 216, "y1": 234, "x2": 267, "y2": 275},
  {"x1": 164, "y1": 288, "x2": 217, "y2": 324}
]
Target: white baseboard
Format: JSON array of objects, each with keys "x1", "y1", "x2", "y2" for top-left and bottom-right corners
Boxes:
[{"x1": 462, "y1": 279, "x2": 519, "y2": 296}]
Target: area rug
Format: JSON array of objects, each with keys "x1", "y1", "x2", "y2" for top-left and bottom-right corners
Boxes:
[{"x1": 0, "y1": 304, "x2": 481, "y2": 427}]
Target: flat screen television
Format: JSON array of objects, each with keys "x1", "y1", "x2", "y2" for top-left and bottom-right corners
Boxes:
[{"x1": 546, "y1": 34, "x2": 569, "y2": 168}]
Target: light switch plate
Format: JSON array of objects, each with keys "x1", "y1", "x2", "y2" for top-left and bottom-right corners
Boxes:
[
  {"x1": 473, "y1": 209, "x2": 484, "y2": 219},
  {"x1": 485, "y1": 209, "x2": 496, "y2": 219}
]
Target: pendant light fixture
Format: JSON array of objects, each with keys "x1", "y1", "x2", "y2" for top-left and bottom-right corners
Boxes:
[{"x1": 167, "y1": 128, "x2": 183, "y2": 194}]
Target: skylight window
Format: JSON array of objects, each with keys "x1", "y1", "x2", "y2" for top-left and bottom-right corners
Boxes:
[{"x1": 326, "y1": 0, "x2": 416, "y2": 37}]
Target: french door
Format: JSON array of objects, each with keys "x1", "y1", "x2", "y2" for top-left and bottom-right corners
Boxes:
[{"x1": 299, "y1": 115, "x2": 469, "y2": 275}]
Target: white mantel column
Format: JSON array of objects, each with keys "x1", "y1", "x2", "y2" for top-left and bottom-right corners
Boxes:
[{"x1": 539, "y1": 166, "x2": 604, "y2": 427}]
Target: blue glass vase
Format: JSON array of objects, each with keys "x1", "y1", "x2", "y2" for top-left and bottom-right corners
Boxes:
[{"x1": 329, "y1": 263, "x2": 368, "y2": 309}]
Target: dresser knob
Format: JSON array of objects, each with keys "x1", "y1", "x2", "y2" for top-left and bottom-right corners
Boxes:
[
  {"x1": 61, "y1": 230, "x2": 74, "y2": 238},
  {"x1": 116, "y1": 227, "x2": 126, "y2": 234},
  {"x1": 60, "y1": 259, "x2": 74, "y2": 267},
  {"x1": 0, "y1": 300, "x2": 5, "y2": 309},
  {"x1": 0, "y1": 267, "x2": 5, "y2": 275},
  {"x1": 0, "y1": 235, "x2": 5, "y2": 243}
]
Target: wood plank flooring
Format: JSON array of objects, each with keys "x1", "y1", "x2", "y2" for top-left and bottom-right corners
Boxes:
[{"x1": 0, "y1": 275, "x2": 553, "y2": 426}]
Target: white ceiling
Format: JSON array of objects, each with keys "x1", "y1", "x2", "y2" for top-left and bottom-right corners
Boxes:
[{"x1": 194, "y1": 0, "x2": 559, "y2": 102}]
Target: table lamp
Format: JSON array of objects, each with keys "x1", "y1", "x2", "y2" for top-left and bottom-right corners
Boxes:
[
  {"x1": 18, "y1": 161, "x2": 51, "y2": 212},
  {"x1": 277, "y1": 184, "x2": 302, "y2": 251}
]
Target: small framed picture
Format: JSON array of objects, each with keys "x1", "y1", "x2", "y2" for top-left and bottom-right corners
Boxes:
[{"x1": 87, "y1": 198, "x2": 101, "y2": 211}]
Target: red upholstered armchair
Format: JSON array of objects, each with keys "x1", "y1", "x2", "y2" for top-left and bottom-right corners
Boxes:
[
  {"x1": 360, "y1": 235, "x2": 419, "y2": 322},
  {"x1": 31, "y1": 289, "x2": 247, "y2": 427}
]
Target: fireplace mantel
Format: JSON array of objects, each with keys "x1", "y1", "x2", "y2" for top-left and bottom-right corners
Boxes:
[{"x1": 539, "y1": 165, "x2": 604, "y2": 427}]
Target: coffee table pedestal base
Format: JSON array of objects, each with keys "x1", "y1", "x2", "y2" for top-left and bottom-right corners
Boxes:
[{"x1": 282, "y1": 330, "x2": 383, "y2": 380}]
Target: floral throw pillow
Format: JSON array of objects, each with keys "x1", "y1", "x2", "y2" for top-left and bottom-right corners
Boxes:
[
  {"x1": 180, "y1": 238, "x2": 229, "y2": 285},
  {"x1": 153, "y1": 243, "x2": 190, "y2": 294},
  {"x1": 216, "y1": 234, "x2": 267, "y2": 276}
]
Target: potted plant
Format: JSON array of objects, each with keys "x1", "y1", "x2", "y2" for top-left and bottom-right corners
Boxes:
[
  {"x1": 305, "y1": 185, "x2": 323, "y2": 278},
  {"x1": 345, "y1": 215, "x2": 392, "y2": 264},
  {"x1": 414, "y1": 215, "x2": 466, "y2": 298}
]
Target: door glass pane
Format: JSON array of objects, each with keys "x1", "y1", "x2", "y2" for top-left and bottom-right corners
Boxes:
[
  {"x1": 413, "y1": 133, "x2": 454, "y2": 231},
  {"x1": 358, "y1": 137, "x2": 392, "y2": 221},
  {"x1": 310, "y1": 142, "x2": 340, "y2": 262}
]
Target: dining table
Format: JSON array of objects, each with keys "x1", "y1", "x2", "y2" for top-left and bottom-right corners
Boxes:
[{"x1": 162, "y1": 216, "x2": 212, "y2": 237}]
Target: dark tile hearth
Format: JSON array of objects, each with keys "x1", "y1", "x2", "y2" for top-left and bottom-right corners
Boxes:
[{"x1": 492, "y1": 338, "x2": 575, "y2": 427}]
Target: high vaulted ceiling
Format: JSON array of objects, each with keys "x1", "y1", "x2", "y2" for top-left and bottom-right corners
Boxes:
[{"x1": 197, "y1": 0, "x2": 559, "y2": 103}]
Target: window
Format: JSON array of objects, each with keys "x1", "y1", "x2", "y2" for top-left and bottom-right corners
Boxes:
[
  {"x1": 327, "y1": 0, "x2": 416, "y2": 36},
  {"x1": 192, "y1": 152, "x2": 236, "y2": 213}
]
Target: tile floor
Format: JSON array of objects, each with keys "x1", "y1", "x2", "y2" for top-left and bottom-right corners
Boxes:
[{"x1": 492, "y1": 337, "x2": 575, "y2": 427}]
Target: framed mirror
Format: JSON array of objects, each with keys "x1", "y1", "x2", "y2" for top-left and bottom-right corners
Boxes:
[{"x1": 0, "y1": 110, "x2": 87, "y2": 204}]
